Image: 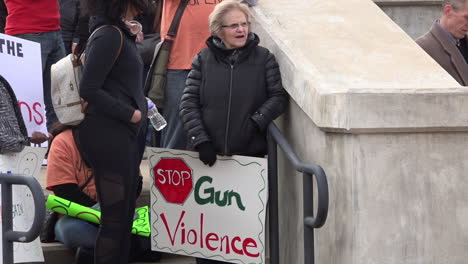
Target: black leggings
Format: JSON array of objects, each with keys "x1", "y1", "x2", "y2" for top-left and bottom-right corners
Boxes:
[{"x1": 78, "y1": 115, "x2": 142, "y2": 264}]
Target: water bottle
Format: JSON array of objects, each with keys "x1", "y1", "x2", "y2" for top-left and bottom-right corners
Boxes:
[{"x1": 146, "y1": 97, "x2": 167, "y2": 131}]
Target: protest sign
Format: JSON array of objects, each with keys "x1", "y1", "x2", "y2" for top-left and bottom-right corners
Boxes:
[
  {"x1": 46, "y1": 195, "x2": 150, "y2": 237},
  {"x1": 0, "y1": 33, "x2": 46, "y2": 136},
  {"x1": 148, "y1": 148, "x2": 268, "y2": 264},
  {"x1": 0, "y1": 147, "x2": 47, "y2": 263}
]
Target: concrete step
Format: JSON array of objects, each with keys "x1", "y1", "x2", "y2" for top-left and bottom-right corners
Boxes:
[{"x1": 41, "y1": 242, "x2": 196, "y2": 264}]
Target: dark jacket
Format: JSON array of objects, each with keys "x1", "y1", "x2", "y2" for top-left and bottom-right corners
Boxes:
[
  {"x1": 59, "y1": 0, "x2": 89, "y2": 54},
  {"x1": 80, "y1": 16, "x2": 147, "y2": 135},
  {"x1": 0, "y1": 0, "x2": 6, "y2": 34},
  {"x1": 180, "y1": 33, "x2": 288, "y2": 156}
]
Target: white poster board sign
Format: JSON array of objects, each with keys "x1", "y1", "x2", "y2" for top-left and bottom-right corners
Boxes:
[
  {"x1": 0, "y1": 147, "x2": 47, "y2": 263},
  {"x1": 0, "y1": 33, "x2": 47, "y2": 136},
  {"x1": 148, "y1": 148, "x2": 268, "y2": 264}
]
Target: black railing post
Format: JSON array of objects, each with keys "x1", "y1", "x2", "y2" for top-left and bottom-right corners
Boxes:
[
  {"x1": 267, "y1": 132, "x2": 279, "y2": 264},
  {"x1": 2, "y1": 177, "x2": 14, "y2": 264},
  {"x1": 1, "y1": 173, "x2": 45, "y2": 264},
  {"x1": 303, "y1": 172, "x2": 314, "y2": 264},
  {"x1": 267, "y1": 123, "x2": 328, "y2": 264}
]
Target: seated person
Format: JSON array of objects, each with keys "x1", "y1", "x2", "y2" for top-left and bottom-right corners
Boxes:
[{"x1": 45, "y1": 123, "x2": 160, "y2": 263}]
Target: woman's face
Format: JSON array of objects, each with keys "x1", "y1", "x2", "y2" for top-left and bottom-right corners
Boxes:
[{"x1": 217, "y1": 9, "x2": 249, "y2": 49}]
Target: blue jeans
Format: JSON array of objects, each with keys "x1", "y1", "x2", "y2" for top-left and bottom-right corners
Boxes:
[
  {"x1": 55, "y1": 215, "x2": 98, "y2": 249},
  {"x1": 160, "y1": 70, "x2": 189, "y2": 150},
  {"x1": 14, "y1": 30, "x2": 66, "y2": 131}
]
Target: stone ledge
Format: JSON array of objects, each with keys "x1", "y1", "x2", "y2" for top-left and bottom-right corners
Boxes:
[
  {"x1": 251, "y1": 0, "x2": 465, "y2": 133},
  {"x1": 373, "y1": 0, "x2": 441, "y2": 6}
]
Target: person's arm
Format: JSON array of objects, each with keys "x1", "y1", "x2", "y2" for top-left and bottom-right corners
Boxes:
[
  {"x1": 52, "y1": 184, "x2": 96, "y2": 207},
  {"x1": 250, "y1": 52, "x2": 288, "y2": 131},
  {"x1": 79, "y1": 26, "x2": 138, "y2": 123},
  {"x1": 179, "y1": 53, "x2": 212, "y2": 149},
  {"x1": 46, "y1": 134, "x2": 96, "y2": 207}
]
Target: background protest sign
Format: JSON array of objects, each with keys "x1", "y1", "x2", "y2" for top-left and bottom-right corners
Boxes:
[
  {"x1": 0, "y1": 147, "x2": 47, "y2": 263},
  {"x1": 148, "y1": 148, "x2": 268, "y2": 264},
  {"x1": 0, "y1": 33, "x2": 47, "y2": 136}
]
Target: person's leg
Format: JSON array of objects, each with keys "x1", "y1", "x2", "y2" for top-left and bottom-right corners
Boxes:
[
  {"x1": 43, "y1": 30, "x2": 66, "y2": 130},
  {"x1": 78, "y1": 116, "x2": 140, "y2": 264},
  {"x1": 93, "y1": 160, "x2": 137, "y2": 264},
  {"x1": 54, "y1": 215, "x2": 98, "y2": 249},
  {"x1": 128, "y1": 235, "x2": 162, "y2": 262},
  {"x1": 13, "y1": 30, "x2": 65, "y2": 131},
  {"x1": 160, "y1": 69, "x2": 189, "y2": 150}
]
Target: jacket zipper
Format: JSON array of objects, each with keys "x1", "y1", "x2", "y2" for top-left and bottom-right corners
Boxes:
[{"x1": 224, "y1": 64, "x2": 234, "y2": 154}]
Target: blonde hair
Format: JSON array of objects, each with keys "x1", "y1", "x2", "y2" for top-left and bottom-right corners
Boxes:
[{"x1": 208, "y1": 0, "x2": 251, "y2": 37}]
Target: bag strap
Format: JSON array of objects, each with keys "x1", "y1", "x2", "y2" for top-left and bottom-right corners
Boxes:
[
  {"x1": 167, "y1": 0, "x2": 189, "y2": 38},
  {"x1": 76, "y1": 24, "x2": 124, "y2": 66}
]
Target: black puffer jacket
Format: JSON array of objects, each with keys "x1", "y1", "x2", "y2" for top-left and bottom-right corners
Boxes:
[{"x1": 179, "y1": 33, "x2": 288, "y2": 156}]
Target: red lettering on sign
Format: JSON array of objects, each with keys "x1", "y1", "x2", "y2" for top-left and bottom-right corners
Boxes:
[
  {"x1": 206, "y1": 233, "x2": 219, "y2": 251},
  {"x1": 243, "y1": 238, "x2": 260, "y2": 257},
  {"x1": 159, "y1": 211, "x2": 259, "y2": 258},
  {"x1": 33, "y1": 102, "x2": 44, "y2": 125},
  {"x1": 160, "y1": 210, "x2": 185, "y2": 246},
  {"x1": 18, "y1": 101, "x2": 31, "y2": 122},
  {"x1": 231, "y1": 236, "x2": 243, "y2": 255},
  {"x1": 18, "y1": 100, "x2": 44, "y2": 125}
]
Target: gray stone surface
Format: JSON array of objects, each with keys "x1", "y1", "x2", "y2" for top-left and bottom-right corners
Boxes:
[
  {"x1": 251, "y1": 0, "x2": 468, "y2": 263},
  {"x1": 374, "y1": 0, "x2": 441, "y2": 39},
  {"x1": 251, "y1": 0, "x2": 464, "y2": 133},
  {"x1": 276, "y1": 99, "x2": 468, "y2": 264}
]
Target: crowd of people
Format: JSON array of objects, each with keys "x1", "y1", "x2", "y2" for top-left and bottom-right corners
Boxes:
[
  {"x1": 1, "y1": 0, "x2": 288, "y2": 263},
  {"x1": 3, "y1": 0, "x2": 468, "y2": 263}
]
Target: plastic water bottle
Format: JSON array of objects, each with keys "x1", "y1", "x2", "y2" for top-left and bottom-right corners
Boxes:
[{"x1": 146, "y1": 97, "x2": 167, "y2": 131}]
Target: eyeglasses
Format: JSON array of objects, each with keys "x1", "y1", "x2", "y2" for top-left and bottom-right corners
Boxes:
[{"x1": 221, "y1": 22, "x2": 250, "y2": 30}]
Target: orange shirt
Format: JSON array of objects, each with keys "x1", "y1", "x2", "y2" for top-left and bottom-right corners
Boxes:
[
  {"x1": 46, "y1": 129, "x2": 96, "y2": 201},
  {"x1": 161, "y1": 0, "x2": 220, "y2": 69}
]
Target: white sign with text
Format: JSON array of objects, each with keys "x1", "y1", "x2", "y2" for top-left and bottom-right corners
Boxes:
[
  {"x1": 148, "y1": 147, "x2": 268, "y2": 264},
  {"x1": 0, "y1": 33, "x2": 47, "y2": 136},
  {"x1": 0, "y1": 147, "x2": 47, "y2": 263}
]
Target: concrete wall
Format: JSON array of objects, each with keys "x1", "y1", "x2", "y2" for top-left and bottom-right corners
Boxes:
[
  {"x1": 250, "y1": 0, "x2": 468, "y2": 263},
  {"x1": 277, "y1": 100, "x2": 468, "y2": 264},
  {"x1": 374, "y1": 0, "x2": 441, "y2": 39}
]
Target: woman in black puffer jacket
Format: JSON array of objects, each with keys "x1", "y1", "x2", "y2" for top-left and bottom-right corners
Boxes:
[{"x1": 179, "y1": 0, "x2": 288, "y2": 167}]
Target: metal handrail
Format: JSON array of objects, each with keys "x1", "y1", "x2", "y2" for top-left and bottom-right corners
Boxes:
[
  {"x1": 1, "y1": 173, "x2": 45, "y2": 264},
  {"x1": 267, "y1": 123, "x2": 329, "y2": 264}
]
